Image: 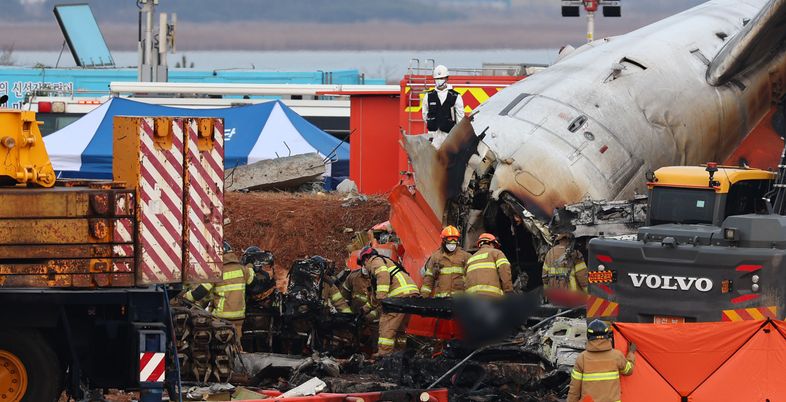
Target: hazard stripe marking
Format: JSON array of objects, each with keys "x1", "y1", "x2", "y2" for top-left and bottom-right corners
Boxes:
[
  {"x1": 139, "y1": 352, "x2": 166, "y2": 382},
  {"x1": 587, "y1": 295, "x2": 619, "y2": 318},
  {"x1": 184, "y1": 118, "x2": 224, "y2": 282},
  {"x1": 137, "y1": 117, "x2": 183, "y2": 284},
  {"x1": 403, "y1": 86, "x2": 507, "y2": 114},
  {"x1": 722, "y1": 306, "x2": 778, "y2": 321}
]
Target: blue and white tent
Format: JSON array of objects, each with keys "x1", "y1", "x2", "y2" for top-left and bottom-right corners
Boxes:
[{"x1": 44, "y1": 97, "x2": 349, "y2": 187}]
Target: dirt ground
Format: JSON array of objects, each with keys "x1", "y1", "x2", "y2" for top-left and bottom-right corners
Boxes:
[{"x1": 224, "y1": 191, "x2": 390, "y2": 288}]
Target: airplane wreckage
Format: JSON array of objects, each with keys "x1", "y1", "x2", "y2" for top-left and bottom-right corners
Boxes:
[{"x1": 404, "y1": 0, "x2": 786, "y2": 287}]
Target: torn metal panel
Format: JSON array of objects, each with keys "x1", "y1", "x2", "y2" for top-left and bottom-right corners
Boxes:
[
  {"x1": 534, "y1": 317, "x2": 587, "y2": 370},
  {"x1": 550, "y1": 196, "x2": 648, "y2": 238}
]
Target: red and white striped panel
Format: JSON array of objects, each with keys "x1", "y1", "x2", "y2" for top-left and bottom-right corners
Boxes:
[
  {"x1": 139, "y1": 352, "x2": 166, "y2": 383},
  {"x1": 137, "y1": 118, "x2": 184, "y2": 284},
  {"x1": 112, "y1": 218, "x2": 134, "y2": 258},
  {"x1": 183, "y1": 118, "x2": 224, "y2": 282}
]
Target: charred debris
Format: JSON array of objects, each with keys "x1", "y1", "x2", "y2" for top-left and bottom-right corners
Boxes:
[{"x1": 173, "y1": 251, "x2": 586, "y2": 401}]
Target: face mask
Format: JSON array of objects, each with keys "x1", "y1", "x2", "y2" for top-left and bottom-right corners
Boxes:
[
  {"x1": 445, "y1": 243, "x2": 458, "y2": 252},
  {"x1": 435, "y1": 78, "x2": 447, "y2": 88}
]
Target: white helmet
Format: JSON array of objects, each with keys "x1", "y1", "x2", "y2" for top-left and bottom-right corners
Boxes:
[{"x1": 433, "y1": 65, "x2": 449, "y2": 79}]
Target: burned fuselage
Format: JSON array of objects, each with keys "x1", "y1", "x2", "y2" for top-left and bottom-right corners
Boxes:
[{"x1": 405, "y1": 0, "x2": 786, "y2": 287}]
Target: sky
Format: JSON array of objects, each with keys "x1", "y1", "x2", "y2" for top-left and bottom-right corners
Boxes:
[{"x1": 4, "y1": 0, "x2": 709, "y2": 51}]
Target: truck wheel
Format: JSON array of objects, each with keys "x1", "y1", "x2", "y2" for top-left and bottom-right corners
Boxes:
[{"x1": 0, "y1": 330, "x2": 62, "y2": 402}]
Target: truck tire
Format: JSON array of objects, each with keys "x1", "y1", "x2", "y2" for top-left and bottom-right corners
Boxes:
[{"x1": 0, "y1": 330, "x2": 62, "y2": 402}]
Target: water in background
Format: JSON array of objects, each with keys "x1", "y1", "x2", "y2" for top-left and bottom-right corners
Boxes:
[{"x1": 14, "y1": 49, "x2": 558, "y2": 82}]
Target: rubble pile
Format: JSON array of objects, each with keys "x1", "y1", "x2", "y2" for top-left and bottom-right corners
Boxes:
[{"x1": 224, "y1": 191, "x2": 389, "y2": 288}]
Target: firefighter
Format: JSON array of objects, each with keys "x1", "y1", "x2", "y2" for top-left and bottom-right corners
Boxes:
[
  {"x1": 421, "y1": 65, "x2": 464, "y2": 148},
  {"x1": 421, "y1": 225, "x2": 471, "y2": 298},
  {"x1": 358, "y1": 246, "x2": 419, "y2": 356},
  {"x1": 568, "y1": 319, "x2": 636, "y2": 402},
  {"x1": 184, "y1": 241, "x2": 255, "y2": 345},
  {"x1": 311, "y1": 256, "x2": 353, "y2": 314},
  {"x1": 242, "y1": 246, "x2": 277, "y2": 302},
  {"x1": 464, "y1": 233, "x2": 514, "y2": 297},
  {"x1": 340, "y1": 262, "x2": 380, "y2": 354},
  {"x1": 542, "y1": 233, "x2": 589, "y2": 306}
]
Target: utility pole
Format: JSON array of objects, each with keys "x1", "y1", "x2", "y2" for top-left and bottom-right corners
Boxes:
[
  {"x1": 138, "y1": 0, "x2": 176, "y2": 82},
  {"x1": 561, "y1": 0, "x2": 621, "y2": 43}
]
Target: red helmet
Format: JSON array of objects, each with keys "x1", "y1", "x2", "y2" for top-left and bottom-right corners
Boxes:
[
  {"x1": 356, "y1": 245, "x2": 378, "y2": 266},
  {"x1": 440, "y1": 225, "x2": 460, "y2": 240},
  {"x1": 477, "y1": 233, "x2": 499, "y2": 247}
]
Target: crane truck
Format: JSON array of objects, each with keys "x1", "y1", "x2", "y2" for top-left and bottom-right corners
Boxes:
[{"x1": 0, "y1": 98, "x2": 225, "y2": 402}]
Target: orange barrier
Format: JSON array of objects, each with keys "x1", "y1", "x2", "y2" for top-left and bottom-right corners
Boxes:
[
  {"x1": 387, "y1": 184, "x2": 442, "y2": 285},
  {"x1": 388, "y1": 184, "x2": 465, "y2": 340},
  {"x1": 614, "y1": 319, "x2": 786, "y2": 401}
]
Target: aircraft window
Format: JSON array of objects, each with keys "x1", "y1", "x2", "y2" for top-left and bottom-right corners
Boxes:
[
  {"x1": 568, "y1": 115, "x2": 587, "y2": 132},
  {"x1": 584, "y1": 131, "x2": 595, "y2": 141}
]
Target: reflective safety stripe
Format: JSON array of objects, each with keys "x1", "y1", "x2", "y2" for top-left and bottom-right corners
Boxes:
[
  {"x1": 467, "y1": 253, "x2": 489, "y2": 264},
  {"x1": 495, "y1": 258, "x2": 510, "y2": 268},
  {"x1": 466, "y1": 262, "x2": 497, "y2": 273},
  {"x1": 581, "y1": 371, "x2": 620, "y2": 381},
  {"x1": 378, "y1": 337, "x2": 395, "y2": 346},
  {"x1": 622, "y1": 361, "x2": 633, "y2": 375},
  {"x1": 356, "y1": 294, "x2": 369, "y2": 302},
  {"x1": 420, "y1": 286, "x2": 432, "y2": 293},
  {"x1": 246, "y1": 267, "x2": 255, "y2": 284},
  {"x1": 466, "y1": 284, "x2": 503, "y2": 295},
  {"x1": 439, "y1": 266, "x2": 464, "y2": 275},
  {"x1": 424, "y1": 270, "x2": 434, "y2": 277},
  {"x1": 377, "y1": 285, "x2": 390, "y2": 292},
  {"x1": 216, "y1": 283, "x2": 245, "y2": 293},
  {"x1": 575, "y1": 261, "x2": 588, "y2": 272},
  {"x1": 202, "y1": 283, "x2": 214, "y2": 291},
  {"x1": 331, "y1": 292, "x2": 343, "y2": 302},
  {"x1": 434, "y1": 291, "x2": 454, "y2": 297},
  {"x1": 389, "y1": 284, "x2": 418, "y2": 297},
  {"x1": 571, "y1": 370, "x2": 583, "y2": 381},
  {"x1": 214, "y1": 309, "x2": 245, "y2": 319},
  {"x1": 340, "y1": 307, "x2": 352, "y2": 313},
  {"x1": 223, "y1": 270, "x2": 245, "y2": 280},
  {"x1": 543, "y1": 264, "x2": 569, "y2": 275}
]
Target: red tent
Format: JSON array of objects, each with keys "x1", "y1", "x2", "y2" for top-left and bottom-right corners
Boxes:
[{"x1": 614, "y1": 319, "x2": 786, "y2": 401}]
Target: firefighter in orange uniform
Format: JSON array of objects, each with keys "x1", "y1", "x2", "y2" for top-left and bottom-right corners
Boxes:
[
  {"x1": 568, "y1": 319, "x2": 636, "y2": 402},
  {"x1": 421, "y1": 225, "x2": 470, "y2": 298},
  {"x1": 184, "y1": 241, "x2": 255, "y2": 344},
  {"x1": 358, "y1": 246, "x2": 419, "y2": 356},
  {"x1": 464, "y1": 233, "x2": 513, "y2": 297}
]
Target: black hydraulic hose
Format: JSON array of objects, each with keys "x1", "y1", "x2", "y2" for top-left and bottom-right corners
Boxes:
[{"x1": 162, "y1": 286, "x2": 184, "y2": 402}]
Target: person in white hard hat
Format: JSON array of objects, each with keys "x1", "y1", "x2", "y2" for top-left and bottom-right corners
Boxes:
[{"x1": 421, "y1": 65, "x2": 464, "y2": 148}]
